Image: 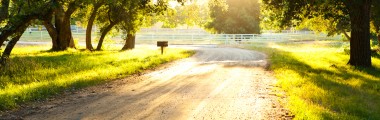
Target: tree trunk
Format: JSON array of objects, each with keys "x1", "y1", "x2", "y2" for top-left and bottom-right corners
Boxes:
[
  {"x1": 85, "y1": 3, "x2": 103, "y2": 51},
  {"x1": 54, "y1": 17, "x2": 75, "y2": 50},
  {"x1": 0, "y1": 16, "x2": 31, "y2": 65},
  {"x1": 342, "y1": 31, "x2": 350, "y2": 41},
  {"x1": 0, "y1": 30, "x2": 11, "y2": 49},
  {"x1": 0, "y1": 0, "x2": 9, "y2": 22},
  {"x1": 51, "y1": 4, "x2": 76, "y2": 51},
  {"x1": 347, "y1": 0, "x2": 372, "y2": 67},
  {"x1": 0, "y1": 33, "x2": 23, "y2": 66},
  {"x1": 0, "y1": 25, "x2": 22, "y2": 49},
  {"x1": 43, "y1": 20, "x2": 59, "y2": 50},
  {"x1": 96, "y1": 22, "x2": 117, "y2": 50},
  {"x1": 85, "y1": 12, "x2": 96, "y2": 50},
  {"x1": 0, "y1": 16, "x2": 33, "y2": 49},
  {"x1": 122, "y1": 34, "x2": 136, "y2": 50}
]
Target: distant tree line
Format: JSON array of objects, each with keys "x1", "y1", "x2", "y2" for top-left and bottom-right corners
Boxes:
[{"x1": 206, "y1": 0, "x2": 261, "y2": 34}]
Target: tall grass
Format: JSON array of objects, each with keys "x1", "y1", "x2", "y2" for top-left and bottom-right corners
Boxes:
[
  {"x1": 249, "y1": 42, "x2": 380, "y2": 119},
  {"x1": 0, "y1": 46, "x2": 194, "y2": 110}
]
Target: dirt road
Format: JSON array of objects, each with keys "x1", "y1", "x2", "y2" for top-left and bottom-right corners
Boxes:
[{"x1": 4, "y1": 46, "x2": 291, "y2": 120}]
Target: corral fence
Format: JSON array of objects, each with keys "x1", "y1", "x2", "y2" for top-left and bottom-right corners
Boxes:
[
  {"x1": 135, "y1": 33, "x2": 342, "y2": 45},
  {"x1": 18, "y1": 27, "x2": 343, "y2": 45}
]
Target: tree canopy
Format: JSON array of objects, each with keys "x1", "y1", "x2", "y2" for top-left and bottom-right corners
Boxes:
[
  {"x1": 261, "y1": 0, "x2": 374, "y2": 67},
  {"x1": 0, "y1": 0, "x2": 53, "y2": 65},
  {"x1": 206, "y1": 0, "x2": 260, "y2": 34},
  {"x1": 372, "y1": 0, "x2": 380, "y2": 49},
  {"x1": 0, "y1": 0, "x2": 177, "y2": 65}
]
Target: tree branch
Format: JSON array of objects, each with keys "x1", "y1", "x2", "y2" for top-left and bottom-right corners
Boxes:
[
  {"x1": 342, "y1": 31, "x2": 351, "y2": 41},
  {"x1": 0, "y1": 0, "x2": 10, "y2": 22}
]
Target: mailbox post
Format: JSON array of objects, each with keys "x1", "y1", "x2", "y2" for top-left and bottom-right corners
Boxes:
[{"x1": 157, "y1": 41, "x2": 168, "y2": 55}]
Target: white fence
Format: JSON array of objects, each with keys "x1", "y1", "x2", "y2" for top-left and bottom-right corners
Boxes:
[
  {"x1": 18, "y1": 27, "x2": 343, "y2": 45},
  {"x1": 135, "y1": 33, "x2": 342, "y2": 44}
]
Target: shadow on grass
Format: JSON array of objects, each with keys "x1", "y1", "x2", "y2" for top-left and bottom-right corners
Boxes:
[
  {"x1": 0, "y1": 53, "x2": 100, "y2": 84},
  {"x1": 270, "y1": 49, "x2": 380, "y2": 119},
  {"x1": 0, "y1": 51, "x2": 168, "y2": 110},
  {"x1": 1, "y1": 50, "x2": 153, "y2": 86}
]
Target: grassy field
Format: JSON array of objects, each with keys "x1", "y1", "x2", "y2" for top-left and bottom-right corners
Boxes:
[
  {"x1": 248, "y1": 42, "x2": 380, "y2": 119},
  {"x1": 0, "y1": 45, "x2": 194, "y2": 110}
]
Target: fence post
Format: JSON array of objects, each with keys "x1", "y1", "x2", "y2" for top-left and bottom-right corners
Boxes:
[
  {"x1": 225, "y1": 34, "x2": 228, "y2": 45},
  {"x1": 233, "y1": 34, "x2": 235, "y2": 44},
  {"x1": 191, "y1": 34, "x2": 194, "y2": 44},
  {"x1": 240, "y1": 34, "x2": 242, "y2": 44},
  {"x1": 40, "y1": 31, "x2": 43, "y2": 41}
]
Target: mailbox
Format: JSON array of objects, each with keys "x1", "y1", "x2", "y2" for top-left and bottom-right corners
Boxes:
[
  {"x1": 157, "y1": 41, "x2": 168, "y2": 47},
  {"x1": 157, "y1": 41, "x2": 168, "y2": 55}
]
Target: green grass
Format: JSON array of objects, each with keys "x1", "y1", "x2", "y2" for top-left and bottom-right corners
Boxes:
[
  {"x1": 0, "y1": 45, "x2": 194, "y2": 110},
  {"x1": 248, "y1": 42, "x2": 380, "y2": 119}
]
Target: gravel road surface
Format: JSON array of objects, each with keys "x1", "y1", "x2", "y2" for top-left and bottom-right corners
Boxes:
[{"x1": 2, "y1": 46, "x2": 292, "y2": 120}]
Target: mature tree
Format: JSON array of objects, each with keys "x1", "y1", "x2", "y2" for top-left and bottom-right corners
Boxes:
[
  {"x1": 94, "y1": 0, "x2": 126, "y2": 50},
  {"x1": 119, "y1": 0, "x2": 168, "y2": 50},
  {"x1": 206, "y1": 0, "x2": 260, "y2": 34},
  {"x1": 0, "y1": 0, "x2": 53, "y2": 65},
  {"x1": 95, "y1": 0, "x2": 168, "y2": 50},
  {"x1": 119, "y1": 5, "x2": 142, "y2": 50},
  {"x1": 75, "y1": 0, "x2": 106, "y2": 50},
  {"x1": 204, "y1": 0, "x2": 228, "y2": 33},
  {"x1": 0, "y1": 0, "x2": 183, "y2": 65},
  {"x1": 160, "y1": 2, "x2": 208, "y2": 28},
  {"x1": 42, "y1": 0, "x2": 90, "y2": 51},
  {"x1": 262, "y1": 0, "x2": 372, "y2": 67}
]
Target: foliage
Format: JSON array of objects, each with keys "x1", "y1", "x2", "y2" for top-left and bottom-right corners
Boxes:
[
  {"x1": 371, "y1": 0, "x2": 380, "y2": 33},
  {"x1": 116, "y1": 0, "x2": 162, "y2": 34},
  {"x1": 261, "y1": 0, "x2": 373, "y2": 67},
  {"x1": 0, "y1": 0, "x2": 52, "y2": 38},
  {"x1": 261, "y1": 0, "x2": 351, "y2": 36},
  {"x1": 1, "y1": 0, "x2": 183, "y2": 62},
  {"x1": 158, "y1": 8, "x2": 181, "y2": 28},
  {"x1": 371, "y1": 0, "x2": 380, "y2": 48},
  {"x1": 0, "y1": 0, "x2": 53, "y2": 65},
  {"x1": 92, "y1": 0, "x2": 169, "y2": 50},
  {"x1": 249, "y1": 42, "x2": 380, "y2": 119},
  {"x1": 205, "y1": 0, "x2": 260, "y2": 34},
  {"x1": 0, "y1": 45, "x2": 194, "y2": 110},
  {"x1": 153, "y1": 1, "x2": 209, "y2": 28}
]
